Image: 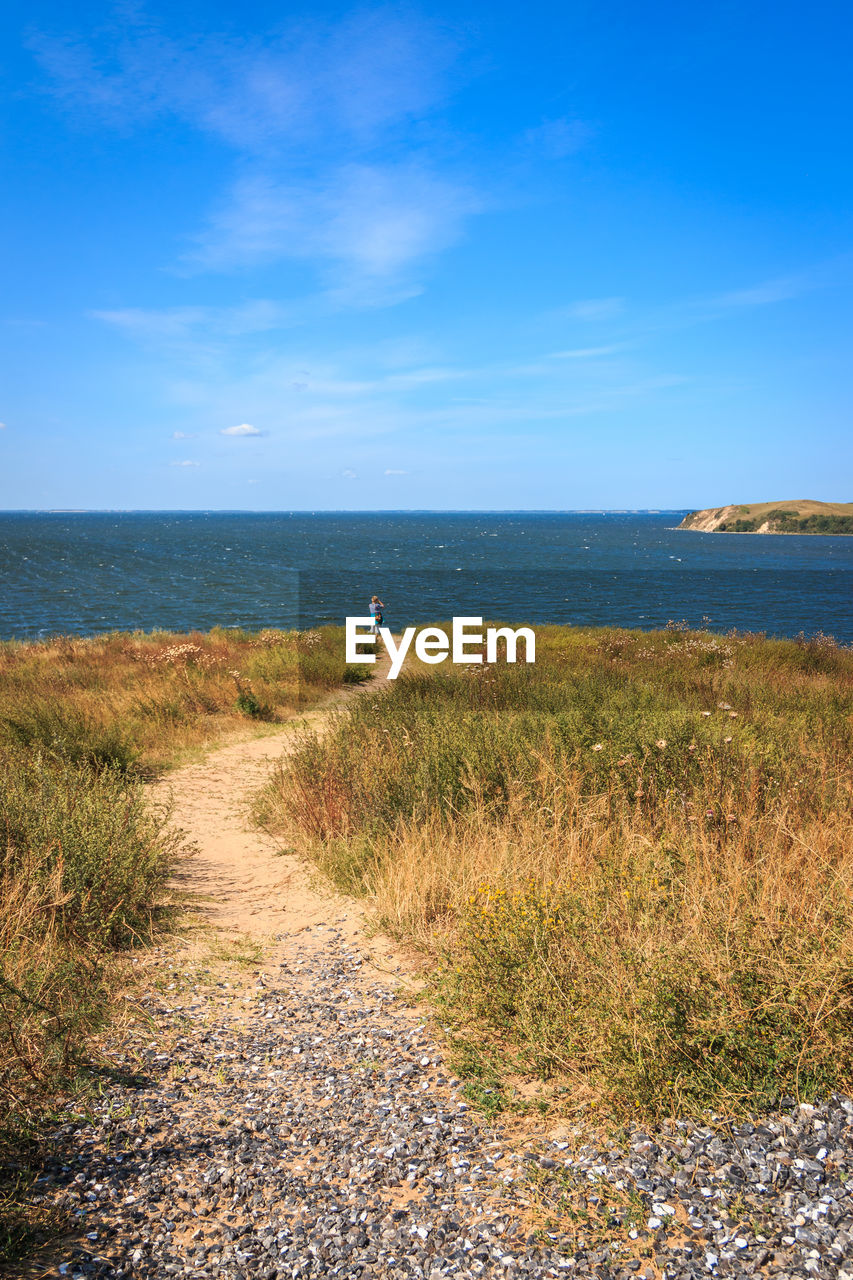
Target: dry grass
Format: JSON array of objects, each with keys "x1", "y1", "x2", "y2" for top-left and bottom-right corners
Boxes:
[
  {"x1": 0, "y1": 751, "x2": 182, "y2": 1131},
  {"x1": 0, "y1": 625, "x2": 347, "y2": 775},
  {"x1": 259, "y1": 624, "x2": 853, "y2": 1118}
]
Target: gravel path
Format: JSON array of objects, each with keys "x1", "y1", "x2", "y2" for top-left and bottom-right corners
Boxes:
[
  {"x1": 31, "y1": 924, "x2": 853, "y2": 1280},
  {"x1": 22, "y1": 673, "x2": 853, "y2": 1280}
]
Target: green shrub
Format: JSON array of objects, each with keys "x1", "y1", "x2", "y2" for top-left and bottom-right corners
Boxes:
[
  {"x1": 0, "y1": 704, "x2": 138, "y2": 773},
  {"x1": 342, "y1": 664, "x2": 375, "y2": 685},
  {"x1": 235, "y1": 690, "x2": 268, "y2": 718}
]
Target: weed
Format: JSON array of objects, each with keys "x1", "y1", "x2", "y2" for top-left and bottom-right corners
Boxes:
[
  {"x1": 235, "y1": 690, "x2": 267, "y2": 718},
  {"x1": 207, "y1": 935, "x2": 265, "y2": 967},
  {"x1": 448, "y1": 1039, "x2": 510, "y2": 1120},
  {"x1": 0, "y1": 748, "x2": 180, "y2": 1262},
  {"x1": 343, "y1": 664, "x2": 375, "y2": 685}
]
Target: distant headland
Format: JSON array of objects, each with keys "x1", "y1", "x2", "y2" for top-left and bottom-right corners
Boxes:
[{"x1": 679, "y1": 499, "x2": 853, "y2": 535}]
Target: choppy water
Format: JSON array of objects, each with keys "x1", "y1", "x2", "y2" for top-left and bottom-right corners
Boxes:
[{"x1": 0, "y1": 511, "x2": 851, "y2": 642}]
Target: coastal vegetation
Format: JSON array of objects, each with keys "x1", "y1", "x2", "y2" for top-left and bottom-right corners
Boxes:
[
  {"x1": 721, "y1": 510, "x2": 853, "y2": 534},
  {"x1": 259, "y1": 623, "x2": 853, "y2": 1120},
  {"x1": 0, "y1": 625, "x2": 346, "y2": 1259},
  {"x1": 0, "y1": 626, "x2": 347, "y2": 775},
  {"x1": 680, "y1": 498, "x2": 853, "y2": 534}
]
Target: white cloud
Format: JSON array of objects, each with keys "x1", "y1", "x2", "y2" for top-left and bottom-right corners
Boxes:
[
  {"x1": 29, "y1": 11, "x2": 456, "y2": 151},
  {"x1": 383, "y1": 366, "x2": 467, "y2": 388},
  {"x1": 171, "y1": 430, "x2": 195, "y2": 439},
  {"x1": 34, "y1": 13, "x2": 480, "y2": 306},
  {"x1": 548, "y1": 345, "x2": 623, "y2": 360},
  {"x1": 171, "y1": 459, "x2": 200, "y2": 467},
  {"x1": 711, "y1": 275, "x2": 807, "y2": 309},
  {"x1": 342, "y1": 468, "x2": 357, "y2": 478},
  {"x1": 94, "y1": 300, "x2": 291, "y2": 343},
  {"x1": 220, "y1": 422, "x2": 262, "y2": 436},
  {"x1": 562, "y1": 298, "x2": 626, "y2": 321},
  {"x1": 0, "y1": 422, "x2": 6, "y2": 429},
  {"x1": 384, "y1": 468, "x2": 408, "y2": 475},
  {"x1": 191, "y1": 165, "x2": 479, "y2": 295}
]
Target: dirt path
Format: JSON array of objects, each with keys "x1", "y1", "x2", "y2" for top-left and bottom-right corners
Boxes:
[
  {"x1": 27, "y1": 655, "x2": 583, "y2": 1280},
  {"x1": 157, "y1": 655, "x2": 394, "y2": 946}
]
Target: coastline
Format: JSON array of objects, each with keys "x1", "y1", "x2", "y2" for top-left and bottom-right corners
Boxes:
[{"x1": 677, "y1": 526, "x2": 853, "y2": 535}]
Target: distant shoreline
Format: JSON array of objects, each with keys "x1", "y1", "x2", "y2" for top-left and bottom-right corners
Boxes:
[
  {"x1": 2, "y1": 508, "x2": 690, "y2": 516},
  {"x1": 678, "y1": 526, "x2": 852, "y2": 536}
]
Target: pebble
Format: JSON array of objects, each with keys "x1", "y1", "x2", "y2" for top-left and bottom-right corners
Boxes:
[{"x1": 25, "y1": 925, "x2": 853, "y2": 1279}]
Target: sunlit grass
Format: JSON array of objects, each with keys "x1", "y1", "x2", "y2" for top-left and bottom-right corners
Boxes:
[
  {"x1": 259, "y1": 623, "x2": 853, "y2": 1117},
  {"x1": 0, "y1": 625, "x2": 348, "y2": 775}
]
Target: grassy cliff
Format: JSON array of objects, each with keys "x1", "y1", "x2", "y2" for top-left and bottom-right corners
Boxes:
[{"x1": 680, "y1": 498, "x2": 853, "y2": 534}]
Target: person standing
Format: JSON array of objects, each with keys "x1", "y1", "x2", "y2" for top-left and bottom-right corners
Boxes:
[{"x1": 369, "y1": 594, "x2": 385, "y2": 635}]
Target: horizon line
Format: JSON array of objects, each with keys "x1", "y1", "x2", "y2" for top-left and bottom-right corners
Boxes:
[{"x1": 0, "y1": 507, "x2": 691, "y2": 515}]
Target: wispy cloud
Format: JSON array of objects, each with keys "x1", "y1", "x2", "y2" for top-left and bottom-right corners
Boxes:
[
  {"x1": 709, "y1": 274, "x2": 811, "y2": 310},
  {"x1": 220, "y1": 423, "x2": 262, "y2": 436},
  {"x1": 548, "y1": 344, "x2": 624, "y2": 360},
  {"x1": 543, "y1": 268, "x2": 827, "y2": 358},
  {"x1": 560, "y1": 297, "x2": 626, "y2": 322},
  {"x1": 190, "y1": 165, "x2": 479, "y2": 296},
  {"x1": 171, "y1": 458, "x2": 199, "y2": 466},
  {"x1": 29, "y1": 10, "x2": 457, "y2": 151},
  {"x1": 341, "y1": 468, "x2": 357, "y2": 478},
  {"x1": 93, "y1": 300, "x2": 292, "y2": 342},
  {"x1": 149, "y1": 353, "x2": 692, "y2": 458},
  {"x1": 383, "y1": 366, "x2": 468, "y2": 388},
  {"x1": 384, "y1": 468, "x2": 408, "y2": 475},
  {"x1": 33, "y1": 9, "x2": 478, "y2": 303}
]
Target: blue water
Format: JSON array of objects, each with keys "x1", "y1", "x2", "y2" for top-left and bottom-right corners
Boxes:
[{"x1": 0, "y1": 511, "x2": 851, "y2": 642}]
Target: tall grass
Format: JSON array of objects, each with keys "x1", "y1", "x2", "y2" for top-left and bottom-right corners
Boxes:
[
  {"x1": 0, "y1": 625, "x2": 347, "y2": 774},
  {"x1": 259, "y1": 625, "x2": 853, "y2": 1117},
  {"x1": 0, "y1": 748, "x2": 180, "y2": 1141}
]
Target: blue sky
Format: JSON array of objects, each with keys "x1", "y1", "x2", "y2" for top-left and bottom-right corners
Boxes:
[{"x1": 1, "y1": 0, "x2": 851, "y2": 510}]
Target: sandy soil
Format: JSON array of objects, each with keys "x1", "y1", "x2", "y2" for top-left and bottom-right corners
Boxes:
[{"x1": 152, "y1": 651, "x2": 395, "y2": 959}]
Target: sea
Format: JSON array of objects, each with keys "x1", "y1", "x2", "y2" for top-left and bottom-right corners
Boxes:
[{"x1": 1, "y1": 511, "x2": 851, "y2": 644}]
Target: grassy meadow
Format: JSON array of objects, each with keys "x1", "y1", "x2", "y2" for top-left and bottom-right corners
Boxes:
[
  {"x1": 0, "y1": 625, "x2": 352, "y2": 775},
  {"x1": 0, "y1": 624, "x2": 351, "y2": 1259},
  {"x1": 259, "y1": 623, "x2": 853, "y2": 1120}
]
